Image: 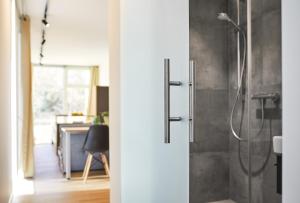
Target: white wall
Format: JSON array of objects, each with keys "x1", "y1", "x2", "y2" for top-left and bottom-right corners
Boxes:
[
  {"x1": 99, "y1": 51, "x2": 110, "y2": 86},
  {"x1": 0, "y1": 0, "x2": 12, "y2": 202},
  {"x1": 282, "y1": 0, "x2": 300, "y2": 202},
  {"x1": 108, "y1": 0, "x2": 121, "y2": 202},
  {"x1": 11, "y1": 0, "x2": 21, "y2": 193}
]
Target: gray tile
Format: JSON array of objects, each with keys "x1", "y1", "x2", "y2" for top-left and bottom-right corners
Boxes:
[
  {"x1": 263, "y1": 0, "x2": 281, "y2": 13},
  {"x1": 250, "y1": 154, "x2": 281, "y2": 203},
  {"x1": 261, "y1": 155, "x2": 282, "y2": 203},
  {"x1": 192, "y1": 90, "x2": 229, "y2": 153},
  {"x1": 190, "y1": 0, "x2": 228, "y2": 90},
  {"x1": 262, "y1": 10, "x2": 282, "y2": 86},
  {"x1": 190, "y1": 23, "x2": 228, "y2": 90},
  {"x1": 208, "y1": 200, "x2": 236, "y2": 203},
  {"x1": 229, "y1": 152, "x2": 249, "y2": 203},
  {"x1": 190, "y1": 0, "x2": 228, "y2": 21},
  {"x1": 190, "y1": 152, "x2": 229, "y2": 203},
  {"x1": 251, "y1": 0, "x2": 264, "y2": 20}
]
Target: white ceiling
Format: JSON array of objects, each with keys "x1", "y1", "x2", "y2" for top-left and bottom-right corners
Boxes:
[{"x1": 24, "y1": 0, "x2": 108, "y2": 67}]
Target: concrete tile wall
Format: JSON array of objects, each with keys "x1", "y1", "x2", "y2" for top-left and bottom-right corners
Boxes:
[
  {"x1": 190, "y1": 0, "x2": 282, "y2": 202},
  {"x1": 190, "y1": 0, "x2": 228, "y2": 90},
  {"x1": 190, "y1": 0, "x2": 230, "y2": 202}
]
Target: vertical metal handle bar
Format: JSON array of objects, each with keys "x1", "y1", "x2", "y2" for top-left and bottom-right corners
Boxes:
[
  {"x1": 164, "y1": 58, "x2": 183, "y2": 144},
  {"x1": 189, "y1": 60, "x2": 195, "y2": 143},
  {"x1": 164, "y1": 58, "x2": 171, "y2": 143}
]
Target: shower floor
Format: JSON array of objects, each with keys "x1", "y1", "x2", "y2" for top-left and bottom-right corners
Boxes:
[{"x1": 207, "y1": 200, "x2": 236, "y2": 203}]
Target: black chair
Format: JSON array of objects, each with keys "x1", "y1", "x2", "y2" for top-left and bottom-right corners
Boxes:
[{"x1": 82, "y1": 125, "x2": 110, "y2": 182}]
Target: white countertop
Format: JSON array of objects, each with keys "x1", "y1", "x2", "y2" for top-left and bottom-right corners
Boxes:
[{"x1": 61, "y1": 126, "x2": 89, "y2": 134}]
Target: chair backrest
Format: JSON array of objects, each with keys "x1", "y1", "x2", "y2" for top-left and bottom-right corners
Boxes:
[{"x1": 83, "y1": 125, "x2": 109, "y2": 153}]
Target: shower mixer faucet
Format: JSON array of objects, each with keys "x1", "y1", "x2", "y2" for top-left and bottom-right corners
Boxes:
[{"x1": 251, "y1": 92, "x2": 281, "y2": 103}]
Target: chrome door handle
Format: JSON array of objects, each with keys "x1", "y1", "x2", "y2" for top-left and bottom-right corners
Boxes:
[
  {"x1": 164, "y1": 58, "x2": 182, "y2": 144},
  {"x1": 189, "y1": 60, "x2": 195, "y2": 143}
]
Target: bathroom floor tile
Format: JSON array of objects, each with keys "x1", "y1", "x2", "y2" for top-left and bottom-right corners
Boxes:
[{"x1": 207, "y1": 200, "x2": 236, "y2": 203}]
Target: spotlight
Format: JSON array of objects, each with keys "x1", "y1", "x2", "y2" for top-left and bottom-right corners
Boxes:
[
  {"x1": 42, "y1": 39, "x2": 46, "y2": 45},
  {"x1": 42, "y1": 19, "x2": 50, "y2": 27}
]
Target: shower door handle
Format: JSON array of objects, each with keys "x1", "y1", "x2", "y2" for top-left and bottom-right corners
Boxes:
[
  {"x1": 164, "y1": 58, "x2": 182, "y2": 144},
  {"x1": 189, "y1": 60, "x2": 195, "y2": 143}
]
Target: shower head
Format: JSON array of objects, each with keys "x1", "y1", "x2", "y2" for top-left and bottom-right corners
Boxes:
[
  {"x1": 217, "y1": 12, "x2": 241, "y2": 32},
  {"x1": 217, "y1": 12, "x2": 231, "y2": 21}
]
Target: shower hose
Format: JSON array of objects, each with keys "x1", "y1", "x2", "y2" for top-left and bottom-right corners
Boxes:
[{"x1": 229, "y1": 31, "x2": 265, "y2": 141}]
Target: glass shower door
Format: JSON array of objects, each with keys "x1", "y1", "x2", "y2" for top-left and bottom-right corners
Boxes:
[
  {"x1": 189, "y1": 0, "x2": 282, "y2": 202},
  {"x1": 249, "y1": 0, "x2": 282, "y2": 202}
]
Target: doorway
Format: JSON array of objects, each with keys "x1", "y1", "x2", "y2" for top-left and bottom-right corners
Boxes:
[{"x1": 12, "y1": 0, "x2": 110, "y2": 202}]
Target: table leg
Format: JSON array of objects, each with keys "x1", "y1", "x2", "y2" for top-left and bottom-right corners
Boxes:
[{"x1": 66, "y1": 132, "x2": 71, "y2": 179}]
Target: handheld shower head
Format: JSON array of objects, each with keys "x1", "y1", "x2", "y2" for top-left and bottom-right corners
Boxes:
[
  {"x1": 217, "y1": 12, "x2": 241, "y2": 32},
  {"x1": 217, "y1": 12, "x2": 231, "y2": 21}
]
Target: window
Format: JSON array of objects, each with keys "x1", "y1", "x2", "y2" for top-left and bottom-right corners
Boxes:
[
  {"x1": 65, "y1": 68, "x2": 90, "y2": 113},
  {"x1": 33, "y1": 65, "x2": 92, "y2": 144}
]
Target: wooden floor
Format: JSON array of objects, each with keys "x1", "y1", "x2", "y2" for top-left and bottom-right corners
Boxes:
[
  {"x1": 13, "y1": 189, "x2": 110, "y2": 203},
  {"x1": 13, "y1": 144, "x2": 110, "y2": 203}
]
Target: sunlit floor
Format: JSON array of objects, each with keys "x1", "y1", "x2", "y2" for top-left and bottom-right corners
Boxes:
[
  {"x1": 34, "y1": 124, "x2": 54, "y2": 144},
  {"x1": 13, "y1": 189, "x2": 110, "y2": 203},
  {"x1": 13, "y1": 144, "x2": 110, "y2": 203}
]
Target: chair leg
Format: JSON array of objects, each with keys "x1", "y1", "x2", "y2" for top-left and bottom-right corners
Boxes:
[
  {"x1": 83, "y1": 153, "x2": 93, "y2": 183},
  {"x1": 82, "y1": 155, "x2": 89, "y2": 178},
  {"x1": 82, "y1": 154, "x2": 89, "y2": 181},
  {"x1": 100, "y1": 153, "x2": 110, "y2": 178}
]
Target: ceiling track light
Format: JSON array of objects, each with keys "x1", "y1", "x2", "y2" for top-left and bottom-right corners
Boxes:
[
  {"x1": 39, "y1": 0, "x2": 49, "y2": 62},
  {"x1": 42, "y1": 19, "x2": 50, "y2": 27}
]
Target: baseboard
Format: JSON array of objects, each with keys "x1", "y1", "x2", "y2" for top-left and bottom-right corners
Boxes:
[{"x1": 8, "y1": 193, "x2": 13, "y2": 203}]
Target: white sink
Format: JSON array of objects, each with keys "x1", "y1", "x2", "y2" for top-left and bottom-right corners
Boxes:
[{"x1": 273, "y1": 136, "x2": 282, "y2": 154}]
